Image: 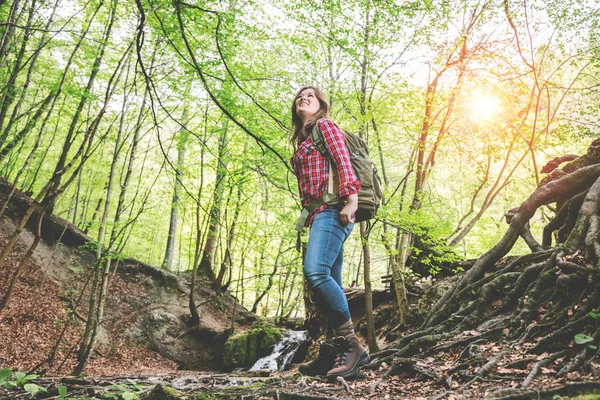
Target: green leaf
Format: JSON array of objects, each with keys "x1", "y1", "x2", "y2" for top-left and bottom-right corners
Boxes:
[
  {"x1": 126, "y1": 379, "x2": 142, "y2": 391},
  {"x1": 24, "y1": 374, "x2": 38, "y2": 381},
  {"x1": 589, "y1": 311, "x2": 600, "y2": 319},
  {"x1": 59, "y1": 385, "x2": 67, "y2": 396},
  {"x1": 121, "y1": 392, "x2": 138, "y2": 400},
  {"x1": 574, "y1": 333, "x2": 594, "y2": 344},
  {"x1": 0, "y1": 368, "x2": 11, "y2": 379},
  {"x1": 1, "y1": 381, "x2": 16, "y2": 389},
  {"x1": 24, "y1": 383, "x2": 40, "y2": 395},
  {"x1": 14, "y1": 371, "x2": 25, "y2": 380},
  {"x1": 588, "y1": 344, "x2": 598, "y2": 350}
]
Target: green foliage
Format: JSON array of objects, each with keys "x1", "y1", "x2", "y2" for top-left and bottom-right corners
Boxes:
[
  {"x1": 103, "y1": 380, "x2": 143, "y2": 400},
  {"x1": 0, "y1": 370, "x2": 141, "y2": 400},
  {"x1": 58, "y1": 385, "x2": 68, "y2": 398},
  {"x1": 0, "y1": 368, "x2": 39, "y2": 390},
  {"x1": 0, "y1": 368, "x2": 46, "y2": 397},
  {"x1": 574, "y1": 332, "x2": 597, "y2": 350},
  {"x1": 574, "y1": 333, "x2": 594, "y2": 345}
]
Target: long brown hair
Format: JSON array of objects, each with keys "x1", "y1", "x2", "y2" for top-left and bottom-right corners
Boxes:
[{"x1": 290, "y1": 86, "x2": 330, "y2": 148}]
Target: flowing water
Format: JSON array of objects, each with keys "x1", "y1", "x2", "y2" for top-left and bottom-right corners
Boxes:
[{"x1": 249, "y1": 330, "x2": 309, "y2": 372}]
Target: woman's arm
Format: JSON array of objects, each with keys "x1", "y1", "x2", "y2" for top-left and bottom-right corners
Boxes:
[{"x1": 339, "y1": 193, "x2": 358, "y2": 224}]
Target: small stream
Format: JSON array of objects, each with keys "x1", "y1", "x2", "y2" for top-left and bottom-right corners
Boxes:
[{"x1": 249, "y1": 330, "x2": 309, "y2": 372}]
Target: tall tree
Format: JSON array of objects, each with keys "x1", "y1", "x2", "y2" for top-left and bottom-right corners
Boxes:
[
  {"x1": 162, "y1": 105, "x2": 189, "y2": 270},
  {"x1": 197, "y1": 120, "x2": 230, "y2": 282}
]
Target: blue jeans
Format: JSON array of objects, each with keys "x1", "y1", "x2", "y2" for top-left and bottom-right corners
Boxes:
[{"x1": 304, "y1": 208, "x2": 354, "y2": 331}]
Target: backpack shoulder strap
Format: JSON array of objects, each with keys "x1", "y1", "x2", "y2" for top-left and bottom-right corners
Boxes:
[
  {"x1": 308, "y1": 119, "x2": 338, "y2": 203},
  {"x1": 310, "y1": 119, "x2": 328, "y2": 156}
]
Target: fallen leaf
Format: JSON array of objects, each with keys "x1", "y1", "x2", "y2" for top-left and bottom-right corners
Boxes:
[
  {"x1": 502, "y1": 328, "x2": 510, "y2": 335},
  {"x1": 497, "y1": 367, "x2": 516, "y2": 374},
  {"x1": 492, "y1": 300, "x2": 503, "y2": 307},
  {"x1": 566, "y1": 371, "x2": 581, "y2": 380}
]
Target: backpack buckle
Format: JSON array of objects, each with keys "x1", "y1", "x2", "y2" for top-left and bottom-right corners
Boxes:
[{"x1": 295, "y1": 208, "x2": 309, "y2": 233}]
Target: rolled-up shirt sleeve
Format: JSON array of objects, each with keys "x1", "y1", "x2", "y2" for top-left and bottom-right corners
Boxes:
[{"x1": 318, "y1": 119, "x2": 360, "y2": 197}]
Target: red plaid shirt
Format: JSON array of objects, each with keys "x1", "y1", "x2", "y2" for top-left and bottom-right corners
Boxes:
[{"x1": 291, "y1": 119, "x2": 360, "y2": 227}]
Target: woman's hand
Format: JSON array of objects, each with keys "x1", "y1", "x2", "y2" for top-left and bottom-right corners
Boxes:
[{"x1": 339, "y1": 193, "x2": 358, "y2": 225}]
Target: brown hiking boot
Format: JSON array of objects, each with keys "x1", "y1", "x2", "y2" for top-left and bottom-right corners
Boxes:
[
  {"x1": 326, "y1": 334, "x2": 370, "y2": 380},
  {"x1": 298, "y1": 340, "x2": 337, "y2": 376}
]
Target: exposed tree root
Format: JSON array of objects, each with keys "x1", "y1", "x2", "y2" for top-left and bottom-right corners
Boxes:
[
  {"x1": 557, "y1": 347, "x2": 588, "y2": 377},
  {"x1": 488, "y1": 381, "x2": 600, "y2": 400},
  {"x1": 521, "y1": 349, "x2": 569, "y2": 389},
  {"x1": 385, "y1": 141, "x2": 600, "y2": 396}
]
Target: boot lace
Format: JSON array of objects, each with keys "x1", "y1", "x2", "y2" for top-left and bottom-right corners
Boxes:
[{"x1": 332, "y1": 337, "x2": 352, "y2": 368}]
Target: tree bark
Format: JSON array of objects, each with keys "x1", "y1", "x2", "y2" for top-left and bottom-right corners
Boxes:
[
  {"x1": 162, "y1": 106, "x2": 189, "y2": 270},
  {"x1": 361, "y1": 222, "x2": 379, "y2": 352},
  {"x1": 197, "y1": 121, "x2": 230, "y2": 282},
  {"x1": 44, "y1": 0, "x2": 113, "y2": 214},
  {"x1": 252, "y1": 239, "x2": 283, "y2": 314}
]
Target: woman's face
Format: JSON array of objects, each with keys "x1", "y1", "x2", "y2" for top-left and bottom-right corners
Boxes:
[{"x1": 295, "y1": 88, "x2": 321, "y2": 122}]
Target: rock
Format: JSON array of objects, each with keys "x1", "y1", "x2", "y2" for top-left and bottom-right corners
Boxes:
[
  {"x1": 140, "y1": 384, "x2": 182, "y2": 400},
  {"x1": 222, "y1": 324, "x2": 283, "y2": 371}
]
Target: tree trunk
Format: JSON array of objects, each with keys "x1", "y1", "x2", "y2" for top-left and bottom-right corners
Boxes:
[
  {"x1": 44, "y1": 0, "x2": 115, "y2": 214},
  {"x1": 0, "y1": 0, "x2": 38, "y2": 140},
  {"x1": 197, "y1": 121, "x2": 230, "y2": 282},
  {"x1": 361, "y1": 222, "x2": 379, "y2": 352},
  {"x1": 162, "y1": 106, "x2": 188, "y2": 270},
  {"x1": 391, "y1": 232, "x2": 410, "y2": 326},
  {"x1": 251, "y1": 239, "x2": 283, "y2": 314},
  {"x1": 0, "y1": 207, "x2": 44, "y2": 315},
  {"x1": 0, "y1": 0, "x2": 23, "y2": 69},
  {"x1": 108, "y1": 45, "x2": 155, "y2": 251},
  {"x1": 215, "y1": 182, "x2": 242, "y2": 290},
  {"x1": 189, "y1": 101, "x2": 209, "y2": 325}
]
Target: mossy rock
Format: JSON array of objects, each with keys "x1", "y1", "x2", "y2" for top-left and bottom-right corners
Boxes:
[
  {"x1": 140, "y1": 384, "x2": 182, "y2": 400},
  {"x1": 191, "y1": 381, "x2": 269, "y2": 399},
  {"x1": 222, "y1": 325, "x2": 283, "y2": 370}
]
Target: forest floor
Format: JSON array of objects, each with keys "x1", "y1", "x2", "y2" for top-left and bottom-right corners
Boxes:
[{"x1": 5, "y1": 343, "x2": 599, "y2": 400}]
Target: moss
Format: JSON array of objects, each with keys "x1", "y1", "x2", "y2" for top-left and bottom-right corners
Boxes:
[
  {"x1": 222, "y1": 326, "x2": 283, "y2": 370},
  {"x1": 190, "y1": 381, "x2": 268, "y2": 399},
  {"x1": 192, "y1": 393, "x2": 219, "y2": 400},
  {"x1": 140, "y1": 384, "x2": 182, "y2": 400}
]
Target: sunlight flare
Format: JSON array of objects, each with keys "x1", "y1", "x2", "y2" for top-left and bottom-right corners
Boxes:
[{"x1": 469, "y1": 91, "x2": 501, "y2": 121}]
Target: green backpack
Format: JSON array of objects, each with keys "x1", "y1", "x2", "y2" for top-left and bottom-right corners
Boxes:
[{"x1": 308, "y1": 120, "x2": 382, "y2": 223}]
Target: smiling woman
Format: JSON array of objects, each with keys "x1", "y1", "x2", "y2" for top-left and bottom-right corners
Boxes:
[
  {"x1": 289, "y1": 86, "x2": 369, "y2": 381},
  {"x1": 469, "y1": 90, "x2": 501, "y2": 121}
]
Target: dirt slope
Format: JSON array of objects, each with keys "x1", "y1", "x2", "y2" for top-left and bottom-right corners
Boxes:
[{"x1": 0, "y1": 182, "x2": 256, "y2": 375}]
